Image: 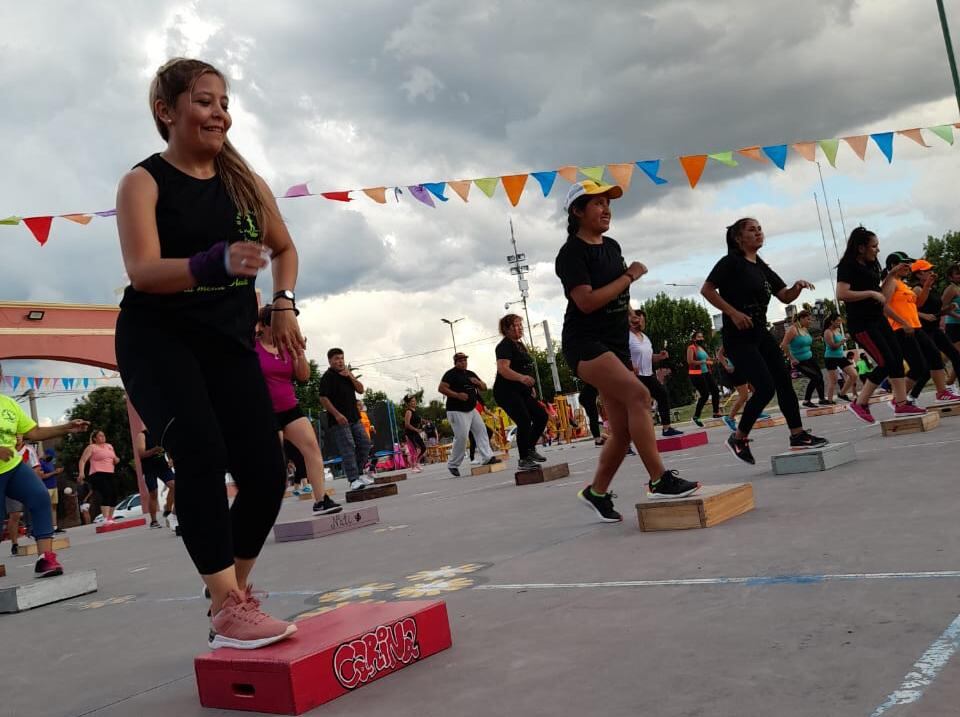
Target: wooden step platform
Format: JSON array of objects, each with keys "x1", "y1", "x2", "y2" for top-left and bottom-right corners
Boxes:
[
  {"x1": 96, "y1": 517, "x2": 147, "y2": 534},
  {"x1": 655, "y1": 431, "x2": 708, "y2": 453},
  {"x1": 771, "y1": 442, "x2": 856, "y2": 475},
  {"x1": 880, "y1": 411, "x2": 940, "y2": 437},
  {"x1": 754, "y1": 415, "x2": 786, "y2": 429},
  {"x1": 867, "y1": 393, "x2": 891, "y2": 404},
  {"x1": 928, "y1": 402, "x2": 960, "y2": 419},
  {"x1": 195, "y1": 600, "x2": 452, "y2": 714},
  {"x1": 805, "y1": 404, "x2": 847, "y2": 417},
  {"x1": 0, "y1": 570, "x2": 97, "y2": 614},
  {"x1": 372, "y1": 471, "x2": 407, "y2": 485},
  {"x1": 699, "y1": 417, "x2": 726, "y2": 429},
  {"x1": 0, "y1": 564, "x2": 5, "y2": 578},
  {"x1": 515, "y1": 463, "x2": 570, "y2": 486},
  {"x1": 274, "y1": 507, "x2": 380, "y2": 542},
  {"x1": 471, "y1": 461, "x2": 507, "y2": 476},
  {"x1": 636, "y1": 483, "x2": 754, "y2": 532},
  {"x1": 19, "y1": 536, "x2": 70, "y2": 556},
  {"x1": 345, "y1": 483, "x2": 398, "y2": 503}
]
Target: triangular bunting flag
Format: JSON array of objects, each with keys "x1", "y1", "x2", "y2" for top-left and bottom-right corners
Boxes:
[
  {"x1": 579, "y1": 166, "x2": 605, "y2": 183},
  {"x1": 793, "y1": 142, "x2": 817, "y2": 162},
  {"x1": 0, "y1": 216, "x2": 21, "y2": 225},
  {"x1": 737, "y1": 146, "x2": 766, "y2": 162},
  {"x1": 530, "y1": 171, "x2": 558, "y2": 197},
  {"x1": 843, "y1": 135, "x2": 869, "y2": 160},
  {"x1": 94, "y1": 209, "x2": 117, "y2": 217},
  {"x1": 819, "y1": 139, "x2": 840, "y2": 167},
  {"x1": 362, "y1": 187, "x2": 387, "y2": 204},
  {"x1": 635, "y1": 160, "x2": 668, "y2": 185},
  {"x1": 928, "y1": 124, "x2": 955, "y2": 145},
  {"x1": 500, "y1": 174, "x2": 529, "y2": 207},
  {"x1": 678, "y1": 155, "x2": 708, "y2": 188},
  {"x1": 11, "y1": 376, "x2": 20, "y2": 390},
  {"x1": 83, "y1": 378, "x2": 89, "y2": 389},
  {"x1": 408, "y1": 185, "x2": 436, "y2": 207},
  {"x1": 448, "y1": 180, "x2": 471, "y2": 202},
  {"x1": 320, "y1": 191, "x2": 352, "y2": 202},
  {"x1": 707, "y1": 152, "x2": 738, "y2": 167},
  {"x1": 870, "y1": 132, "x2": 894, "y2": 163},
  {"x1": 474, "y1": 178, "x2": 499, "y2": 198},
  {"x1": 606, "y1": 163, "x2": 634, "y2": 192},
  {"x1": 283, "y1": 183, "x2": 311, "y2": 198},
  {"x1": 762, "y1": 145, "x2": 788, "y2": 170},
  {"x1": 422, "y1": 183, "x2": 450, "y2": 202},
  {"x1": 23, "y1": 216, "x2": 53, "y2": 246},
  {"x1": 61, "y1": 214, "x2": 93, "y2": 225},
  {"x1": 27, "y1": 377, "x2": 35, "y2": 390},
  {"x1": 898, "y1": 128, "x2": 930, "y2": 147},
  {"x1": 557, "y1": 166, "x2": 579, "y2": 183}
]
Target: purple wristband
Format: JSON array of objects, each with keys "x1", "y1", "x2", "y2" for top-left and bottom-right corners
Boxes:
[{"x1": 188, "y1": 241, "x2": 233, "y2": 286}]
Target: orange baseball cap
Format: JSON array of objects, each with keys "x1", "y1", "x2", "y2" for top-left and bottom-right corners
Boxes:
[{"x1": 911, "y1": 259, "x2": 934, "y2": 271}]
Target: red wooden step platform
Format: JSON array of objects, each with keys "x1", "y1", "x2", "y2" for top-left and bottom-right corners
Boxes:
[
  {"x1": 655, "y1": 431, "x2": 708, "y2": 453},
  {"x1": 95, "y1": 517, "x2": 147, "y2": 534},
  {"x1": 195, "y1": 600, "x2": 452, "y2": 714}
]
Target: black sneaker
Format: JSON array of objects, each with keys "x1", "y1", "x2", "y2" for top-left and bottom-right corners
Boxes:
[
  {"x1": 53, "y1": 527, "x2": 66, "y2": 535},
  {"x1": 837, "y1": 394, "x2": 852, "y2": 402},
  {"x1": 692, "y1": 417, "x2": 704, "y2": 427},
  {"x1": 819, "y1": 399, "x2": 836, "y2": 406},
  {"x1": 162, "y1": 510, "x2": 172, "y2": 518},
  {"x1": 577, "y1": 486, "x2": 622, "y2": 522},
  {"x1": 647, "y1": 470, "x2": 700, "y2": 499},
  {"x1": 149, "y1": 520, "x2": 162, "y2": 529},
  {"x1": 725, "y1": 432, "x2": 755, "y2": 465},
  {"x1": 518, "y1": 458, "x2": 539, "y2": 471},
  {"x1": 789, "y1": 430, "x2": 829, "y2": 450},
  {"x1": 802, "y1": 400, "x2": 817, "y2": 408},
  {"x1": 448, "y1": 467, "x2": 460, "y2": 477},
  {"x1": 313, "y1": 495, "x2": 343, "y2": 515},
  {"x1": 527, "y1": 449, "x2": 547, "y2": 463},
  {"x1": 484, "y1": 457, "x2": 501, "y2": 466},
  {"x1": 11, "y1": 543, "x2": 19, "y2": 556}
]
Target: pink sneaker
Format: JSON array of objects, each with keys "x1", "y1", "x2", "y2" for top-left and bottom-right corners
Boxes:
[
  {"x1": 34, "y1": 551, "x2": 64, "y2": 578},
  {"x1": 848, "y1": 402, "x2": 875, "y2": 424},
  {"x1": 209, "y1": 589, "x2": 297, "y2": 650},
  {"x1": 935, "y1": 390, "x2": 960, "y2": 403},
  {"x1": 894, "y1": 401, "x2": 926, "y2": 415}
]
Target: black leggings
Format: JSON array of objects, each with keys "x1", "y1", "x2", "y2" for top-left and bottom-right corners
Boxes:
[
  {"x1": 116, "y1": 313, "x2": 285, "y2": 576},
  {"x1": 579, "y1": 384, "x2": 601, "y2": 439},
  {"x1": 794, "y1": 358, "x2": 825, "y2": 402},
  {"x1": 405, "y1": 429, "x2": 426, "y2": 461},
  {"x1": 689, "y1": 373, "x2": 719, "y2": 418},
  {"x1": 895, "y1": 329, "x2": 943, "y2": 398},
  {"x1": 724, "y1": 330, "x2": 802, "y2": 434},
  {"x1": 638, "y1": 374, "x2": 671, "y2": 426},
  {"x1": 853, "y1": 321, "x2": 905, "y2": 383},
  {"x1": 88, "y1": 472, "x2": 119, "y2": 508},
  {"x1": 468, "y1": 425, "x2": 494, "y2": 460},
  {"x1": 494, "y1": 388, "x2": 548, "y2": 456},
  {"x1": 926, "y1": 327, "x2": 960, "y2": 376}
]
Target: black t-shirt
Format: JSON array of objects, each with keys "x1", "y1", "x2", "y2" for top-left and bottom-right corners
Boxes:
[
  {"x1": 555, "y1": 236, "x2": 630, "y2": 352},
  {"x1": 837, "y1": 259, "x2": 884, "y2": 329},
  {"x1": 494, "y1": 338, "x2": 535, "y2": 394},
  {"x1": 405, "y1": 409, "x2": 422, "y2": 430},
  {"x1": 441, "y1": 368, "x2": 480, "y2": 412},
  {"x1": 706, "y1": 254, "x2": 786, "y2": 340},
  {"x1": 140, "y1": 430, "x2": 169, "y2": 476},
  {"x1": 318, "y1": 370, "x2": 361, "y2": 428},
  {"x1": 919, "y1": 290, "x2": 942, "y2": 331},
  {"x1": 119, "y1": 154, "x2": 261, "y2": 346}
]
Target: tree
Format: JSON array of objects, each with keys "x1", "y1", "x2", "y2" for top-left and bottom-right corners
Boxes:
[
  {"x1": 59, "y1": 387, "x2": 136, "y2": 493},
  {"x1": 529, "y1": 345, "x2": 579, "y2": 398},
  {"x1": 922, "y1": 230, "x2": 960, "y2": 292},
  {"x1": 293, "y1": 359, "x2": 324, "y2": 418}
]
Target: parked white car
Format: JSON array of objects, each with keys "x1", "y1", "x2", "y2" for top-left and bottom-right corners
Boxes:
[{"x1": 92, "y1": 493, "x2": 144, "y2": 523}]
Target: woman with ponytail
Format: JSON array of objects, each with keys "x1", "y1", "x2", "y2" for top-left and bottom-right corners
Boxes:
[
  {"x1": 701, "y1": 218, "x2": 828, "y2": 465},
  {"x1": 555, "y1": 180, "x2": 700, "y2": 523},
  {"x1": 780, "y1": 309, "x2": 828, "y2": 407},
  {"x1": 115, "y1": 58, "x2": 305, "y2": 649}
]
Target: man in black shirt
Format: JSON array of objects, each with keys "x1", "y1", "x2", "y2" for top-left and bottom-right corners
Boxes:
[
  {"x1": 438, "y1": 352, "x2": 499, "y2": 477},
  {"x1": 318, "y1": 348, "x2": 373, "y2": 490}
]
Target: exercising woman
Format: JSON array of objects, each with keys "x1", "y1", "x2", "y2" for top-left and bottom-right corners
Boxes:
[
  {"x1": 912, "y1": 259, "x2": 960, "y2": 398},
  {"x1": 780, "y1": 310, "x2": 828, "y2": 407},
  {"x1": 941, "y1": 262, "x2": 960, "y2": 364},
  {"x1": 716, "y1": 346, "x2": 752, "y2": 431},
  {"x1": 556, "y1": 180, "x2": 699, "y2": 523},
  {"x1": 402, "y1": 395, "x2": 427, "y2": 473},
  {"x1": 822, "y1": 313, "x2": 858, "y2": 402},
  {"x1": 494, "y1": 314, "x2": 548, "y2": 470},
  {"x1": 78, "y1": 431, "x2": 120, "y2": 523},
  {"x1": 116, "y1": 58, "x2": 306, "y2": 649},
  {"x1": 628, "y1": 309, "x2": 682, "y2": 436},
  {"x1": 701, "y1": 218, "x2": 828, "y2": 465},
  {"x1": 686, "y1": 331, "x2": 721, "y2": 427}
]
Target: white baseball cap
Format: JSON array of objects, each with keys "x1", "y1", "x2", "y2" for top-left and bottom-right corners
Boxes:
[{"x1": 563, "y1": 180, "x2": 624, "y2": 211}]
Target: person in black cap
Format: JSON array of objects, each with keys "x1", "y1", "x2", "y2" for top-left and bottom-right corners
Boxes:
[{"x1": 438, "y1": 352, "x2": 499, "y2": 477}]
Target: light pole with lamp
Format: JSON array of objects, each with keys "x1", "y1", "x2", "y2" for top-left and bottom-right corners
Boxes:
[{"x1": 440, "y1": 317, "x2": 464, "y2": 354}]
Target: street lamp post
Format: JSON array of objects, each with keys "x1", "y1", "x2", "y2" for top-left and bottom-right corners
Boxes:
[
  {"x1": 937, "y1": 0, "x2": 960, "y2": 117},
  {"x1": 440, "y1": 317, "x2": 464, "y2": 354},
  {"x1": 506, "y1": 219, "x2": 544, "y2": 398}
]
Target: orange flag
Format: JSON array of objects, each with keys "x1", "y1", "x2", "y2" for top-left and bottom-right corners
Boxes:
[
  {"x1": 362, "y1": 188, "x2": 387, "y2": 204},
  {"x1": 678, "y1": 155, "x2": 708, "y2": 188},
  {"x1": 737, "y1": 146, "x2": 766, "y2": 162},
  {"x1": 898, "y1": 128, "x2": 930, "y2": 147},
  {"x1": 606, "y1": 163, "x2": 634, "y2": 192},
  {"x1": 61, "y1": 214, "x2": 93, "y2": 225},
  {"x1": 792, "y1": 142, "x2": 817, "y2": 162},
  {"x1": 501, "y1": 174, "x2": 529, "y2": 207},
  {"x1": 557, "y1": 166, "x2": 579, "y2": 183},
  {"x1": 843, "y1": 135, "x2": 869, "y2": 160},
  {"x1": 447, "y1": 180, "x2": 471, "y2": 202}
]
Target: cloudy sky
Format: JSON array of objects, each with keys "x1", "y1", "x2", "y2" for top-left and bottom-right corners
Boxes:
[{"x1": 3, "y1": 0, "x2": 960, "y2": 422}]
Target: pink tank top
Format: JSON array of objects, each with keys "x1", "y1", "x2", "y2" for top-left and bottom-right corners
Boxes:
[
  {"x1": 256, "y1": 341, "x2": 298, "y2": 412},
  {"x1": 88, "y1": 443, "x2": 116, "y2": 474}
]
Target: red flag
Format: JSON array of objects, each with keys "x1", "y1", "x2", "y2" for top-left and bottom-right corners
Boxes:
[
  {"x1": 24, "y1": 216, "x2": 53, "y2": 246},
  {"x1": 320, "y1": 191, "x2": 353, "y2": 202}
]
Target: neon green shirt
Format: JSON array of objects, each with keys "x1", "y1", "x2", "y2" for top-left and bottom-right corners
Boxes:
[{"x1": 0, "y1": 394, "x2": 37, "y2": 474}]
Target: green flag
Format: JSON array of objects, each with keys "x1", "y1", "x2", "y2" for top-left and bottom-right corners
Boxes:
[
  {"x1": 928, "y1": 124, "x2": 955, "y2": 145},
  {"x1": 818, "y1": 139, "x2": 840, "y2": 167},
  {"x1": 579, "y1": 166, "x2": 605, "y2": 182},
  {"x1": 707, "y1": 152, "x2": 738, "y2": 167},
  {"x1": 474, "y1": 178, "x2": 499, "y2": 198}
]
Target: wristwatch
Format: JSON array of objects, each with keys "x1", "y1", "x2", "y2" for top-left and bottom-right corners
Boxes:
[{"x1": 273, "y1": 290, "x2": 295, "y2": 303}]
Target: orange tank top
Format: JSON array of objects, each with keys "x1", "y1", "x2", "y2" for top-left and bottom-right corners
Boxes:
[{"x1": 887, "y1": 279, "x2": 920, "y2": 330}]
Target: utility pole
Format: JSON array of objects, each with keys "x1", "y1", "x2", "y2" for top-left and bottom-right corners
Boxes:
[
  {"x1": 937, "y1": 0, "x2": 960, "y2": 117},
  {"x1": 541, "y1": 320, "x2": 561, "y2": 397},
  {"x1": 507, "y1": 219, "x2": 544, "y2": 398},
  {"x1": 440, "y1": 317, "x2": 464, "y2": 354}
]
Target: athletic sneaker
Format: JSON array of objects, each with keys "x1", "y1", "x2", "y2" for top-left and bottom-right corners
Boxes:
[
  {"x1": 312, "y1": 495, "x2": 342, "y2": 515},
  {"x1": 692, "y1": 417, "x2": 704, "y2": 427},
  {"x1": 818, "y1": 399, "x2": 836, "y2": 406},
  {"x1": 291, "y1": 488, "x2": 301, "y2": 497},
  {"x1": 10, "y1": 543, "x2": 18, "y2": 556},
  {"x1": 725, "y1": 432, "x2": 755, "y2": 465},
  {"x1": 149, "y1": 520, "x2": 162, "y2": 529},
  {"x1": 301, "y1": 485, "x2": 313, "y2": 494},
  {"x1": 577, "y1": 486, "x2": 622, "y2": 522},
  {"x1": 518, "y1": 458, "x2": 539, "y2": 471},
  {"x1": 662, "y1": 427, "x2": 684, "y2": 437},
  {"x1": 208, "y1": 589, "x2": 297, "y2": 650},
  {"x1": 349, "y1": 479, "x2": 366, "y2": 491},
  {"x1": 757, "y1": 412, "x2": 771, "y2": 420},
  {"x1": 484, "y1": 457, "x2": 502, "y2": 466},
  {"x1": 837, "y1": 394, "x2": 852, "y2": 402},
  {"x1": 789, "y1": 431, "x2": 829, "y2": 449},
  {"x1": 802, "y1": 400, "x2": 816, "y2": 408},
  {"x1": 848, "y1": 402, "x2": 875, "y2": 424},
  {"x1": 53, "y1": 527, "x2": 66, "y2": 535},
  {"x1": 935, "y1": 389, "x2": 960, "y2": 403},
  {"x1": 34, "y1": 551, "x2": 63, "y2": 578},
  {"x1": 359, "y1": 475, "x2": 375, "y2": 487},
  {"x1": 894, "y1": 401, "x2": 926, "y2": 416},
  {"x1": 448, "y1": 467, "x2": 460, "y2": 477},
  {"x1": 647, "y1": 470, "x2": 700, "y2": 499},
  {"x1": 722, "y1": 416, "x2": 737, "y2": 431},
  {"x1": 527, "y1": 449, "x2": 547, "y2": 463}
]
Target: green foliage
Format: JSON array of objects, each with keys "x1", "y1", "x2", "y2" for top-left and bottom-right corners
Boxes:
[
  {"x1": 922, "y1": 230, "x2": 960, "y2": 291},
  {"x1": 528, "y1": 345, "x2": 578, "y2": 398},
  {"x1": 60, "y1": 387, "x2": 136, "y2": 493},
  {"x1": 293, "y1": 359, "x2": 324, "y2": 419}
]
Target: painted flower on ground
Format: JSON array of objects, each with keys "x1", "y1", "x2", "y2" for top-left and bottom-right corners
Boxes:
[
  {"x1": 294, "y1": 599, "x2": 384, "y2": 621},
  {"x1": 406, "y1": 564, "x2": 484, "y2": 582},
  {"x1": 393, "y1": 577, "x2": 474, "y2": 598},
  {"x1": 78, "y1": 594, "x2": 136, "y2": 610},
  {"x1": 318, "y1": 583, "x2": 396, "y2": 603}
]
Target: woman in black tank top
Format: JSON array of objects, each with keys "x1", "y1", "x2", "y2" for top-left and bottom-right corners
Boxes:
[{"x1": 115, "y1": 58, "x2": 304, "y2": 650}]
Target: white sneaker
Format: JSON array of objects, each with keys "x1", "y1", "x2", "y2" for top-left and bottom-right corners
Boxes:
[
  {"x1": 360, "y1": 475, "x2": 375, "y2": 486},
  {"x1": 470, "y1": 458, "x2": 481, "y2": 465},
  {"x1": 349, "y1": 479, "x2": 366, "y2": 491}
]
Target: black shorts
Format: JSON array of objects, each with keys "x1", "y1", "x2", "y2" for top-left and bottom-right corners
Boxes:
[
  {"x1": 275, "y1": 405, "x2": 305, "y2": 430},
  {"x1": 143, "y1": 467, "x2": 174, "y2": 492},
  {"x1": 947, "y1": 324, "x2": 960, "y2": 343},
  {"x1": 562, "y1": 340, "x2": 631, "y2": 376},
  {"x1": 824, "y1": 357, "x2": 852, "y2": 371}
]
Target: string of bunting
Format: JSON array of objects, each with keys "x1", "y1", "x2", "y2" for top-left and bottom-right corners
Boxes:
[
  {"x1": 3, "y1": 121, "x2": 958, "y2": 246},
  {"x1": 1, "y1": 374, "x2": 119, "y2": 392}
]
